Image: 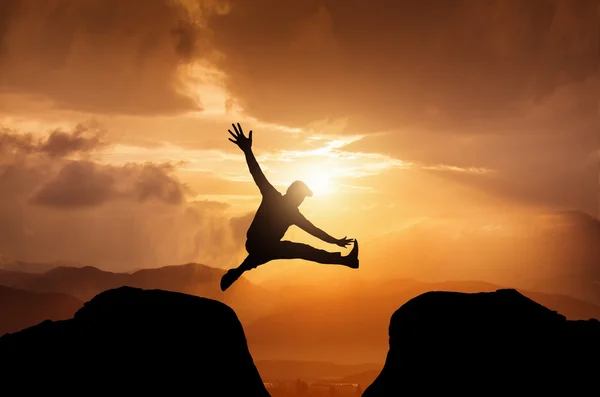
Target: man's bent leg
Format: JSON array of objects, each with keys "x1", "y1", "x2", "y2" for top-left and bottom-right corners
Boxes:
[
  {"x1": 221, "y1": 255, "x2": 260, "y2": 291},
  {"x1": 237, "y1": 254, "x2": 267, "y2": 271},
  {"x1": 243, "y1": 240, "x2": 279, "y2": 270}
]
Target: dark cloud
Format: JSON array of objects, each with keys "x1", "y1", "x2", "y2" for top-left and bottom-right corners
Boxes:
[
  {"x1": 123, "y1": 163, "x2": 187, "y2": 205},
  {"x1": 0, "y1": 123, "x2": 107, "y2": 157},
  {"x1": 0, "y1": 0, "x2": 223, "y2": 115},
  {"x1": 41, "y1": 124, "x2": 108, "y2": 158},
  {"x1": 29, "y1": 161, "x2": 116, "y2": 207},
  {"x1": 3, "y1": 1, "x2": 594, "y2": 131},
  {"x1": 28, "y1": 161, "x2": 186, "y2": 208},
  {"x1": 0, "y1": 124, "x2": 187, "y2": 208},
  {"x1": 0, "y1": 0, "x2": 19, "y2": 55},
  {"x1": 207, "y1": 0, "x2": 596, "y2": 131}
]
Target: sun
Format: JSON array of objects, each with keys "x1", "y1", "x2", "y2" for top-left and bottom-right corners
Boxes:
[
  {"x1": 304, "y1": 171, "x2": 334, "y2": 196},
  {"x1": 282, "y1": 159, "x2": 342, "y2": 197}
]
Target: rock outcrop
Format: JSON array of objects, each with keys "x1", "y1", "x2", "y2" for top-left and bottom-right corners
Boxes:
[
  {"x1": 0, "y1": 286, "x2": 270, "y2": 396},
  {"x1": 363, "y1": 289, "x2": 600, "y2": 396}
]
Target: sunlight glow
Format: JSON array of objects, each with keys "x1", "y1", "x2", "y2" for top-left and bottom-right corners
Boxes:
[
  {"x1": 282, "y1": 159, "x2": 350, "y2": 197},
  {"x1": 304, "y1": 171, "x2": 334, "y2": 196}
]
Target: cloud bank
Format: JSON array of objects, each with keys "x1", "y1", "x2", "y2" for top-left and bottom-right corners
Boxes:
[{"x1": 0, "y1": 123, "x2": 252, "y2": 270}]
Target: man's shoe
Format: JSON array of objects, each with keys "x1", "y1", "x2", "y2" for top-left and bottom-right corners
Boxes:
[
  {"x1": 345, "y1": 240, "x2": 359, "y2": 269},
  {"x1": 220, "y1": 268, "x2": 243, "y2": 291}
]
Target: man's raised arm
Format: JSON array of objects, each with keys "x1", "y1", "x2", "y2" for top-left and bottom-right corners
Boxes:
[
  {"x1": 228, "y1": 123, "x2": 276, "y2": 196},
  {"x1": 243, "y1": 146, "x2": 277, "y2": 196}
]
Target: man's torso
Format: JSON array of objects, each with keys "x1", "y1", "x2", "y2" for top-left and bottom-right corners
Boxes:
[{"x1": 246, "y1": 192, "x2": 300, "y2": 245}]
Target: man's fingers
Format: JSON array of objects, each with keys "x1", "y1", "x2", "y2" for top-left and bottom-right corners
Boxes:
[
  {"x1": 230, "y1": 123, "x2": 252, "y2": 140},
  {"x1": 228, "y1": 138, "x2": 236, "y2": 143}
]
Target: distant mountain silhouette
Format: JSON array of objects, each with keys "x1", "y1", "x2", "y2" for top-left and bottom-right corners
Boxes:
[
  {"x1": 558, "y1": 210, "x2": 600, "y2": 237},
  {"x1": 3, "y1": 262, "x2": 599, "y2": 365},
  {"x1": 0, "y1": 260, "x2": 78, "y2": 274},
  {"x1": 0, "y1": 285, "x2": 82, "y2": 335},
  {"x1": 521, "y1": 288, "x2": 600, "y2": 321},
  {"x1": 255, "y1": 360, "x2": 379, "y2": 383},
  {"x1": 0, "y1": 268, "x2": 39, "y2": 289},
  {"x1": 363, "y1": 289, "x2": 600, "y2": 395},
  {"x1": 0, "y1": 263, "x2": 244, "y2": 299},
  {"x1": 0, "y1": 263, "x2": 273, "y2": 323},
  {"x1": 244, "y1": 278, "x2": 600, "y2": 363},
  {"x1": 0, "y1": 265, "x2": 126, "y2": 298},
  {"x1": 359, "y1": 210, "x2": 600, "y2": 303},
  {"x1": 0, "y1": 286, "x2": 271, "y2": 396},
  {"x1": 335, "y1": 369, "x2": 380, "y2": 390}
]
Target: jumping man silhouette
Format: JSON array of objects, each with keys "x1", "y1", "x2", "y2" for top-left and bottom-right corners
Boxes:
[{"x1": 220, "y1": 123, "x2": 359, "y2": 291}]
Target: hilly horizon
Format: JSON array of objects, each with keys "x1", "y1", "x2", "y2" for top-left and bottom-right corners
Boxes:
[
  {"x1": 0, "y1": 260, "x2": 83, "y2": 274},
  {"x1": 2, "y1": 258, "x2": 600, "y2": 366},
  {"x1": 0, "y1": 285, "x2": 83, "y2": 335},
  {"x1": 0, "y1": 262, "x2": 274, "y2": 324},
  {"x1": 350, "y1": 210, "x2": 600, "y2": 304},
  {"x1": 3, "y1": 285, "x2": 598, "y2": 394}
]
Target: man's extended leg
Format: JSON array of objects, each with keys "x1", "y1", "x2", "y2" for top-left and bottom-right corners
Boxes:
[
  {"x1": 220, "y1": 240, "x2": 359, "y2": 291},
  {"x1": 266, "y1": 240, "x2": 359, "y2": 268}
]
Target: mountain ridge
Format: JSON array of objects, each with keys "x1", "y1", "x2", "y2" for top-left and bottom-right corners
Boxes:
[{"x1": 0, "y1": 285, "x2": 83, "y2": 335}]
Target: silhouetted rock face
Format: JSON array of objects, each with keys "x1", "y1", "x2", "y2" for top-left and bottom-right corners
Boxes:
[
  {"x1": 363, "y1": 289, "x2": 600, "y2": 396},
  {"x1": 0, "y1": 286, "x2": 271, "y2": 396}
]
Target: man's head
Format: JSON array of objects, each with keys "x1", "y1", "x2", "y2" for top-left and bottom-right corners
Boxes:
[{"x1": 285, "y1": 180, "x2": 313, "y2": 207}]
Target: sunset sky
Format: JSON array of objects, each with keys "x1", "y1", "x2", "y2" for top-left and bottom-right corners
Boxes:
[{"x1": 0, "y1": 0, "x2": 597, "y2": 281}]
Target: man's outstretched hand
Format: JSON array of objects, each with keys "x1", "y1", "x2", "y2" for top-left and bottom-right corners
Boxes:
[
  {"x1": 336, "y1": 236, "x2": 355, "y2": 248},
  {"x1": 228, "y1": 123, "x2": 252, "y2": 153}
]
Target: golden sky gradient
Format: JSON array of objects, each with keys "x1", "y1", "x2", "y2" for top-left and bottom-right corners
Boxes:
[{"x1": 0, "y1": 0, "x2": 597, "y2": 283}]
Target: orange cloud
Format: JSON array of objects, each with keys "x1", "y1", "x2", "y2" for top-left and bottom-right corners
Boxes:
[{"x1": 0, "y1": 124, "x2": 250, "y2": 270}]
